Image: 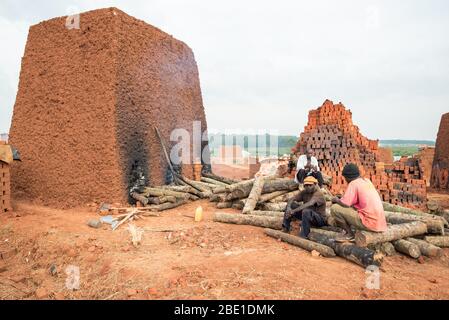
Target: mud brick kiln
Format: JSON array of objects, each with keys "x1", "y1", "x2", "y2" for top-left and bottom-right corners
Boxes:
[
  {"x1": 431, "y1": 113, "x2": 449, "y2": 190},
  {"x1": 0, "y1": 142, "x2": 12, "y2": 213},
  {"x1": 9, "y1": 8, "x2": 210, "y2": 207},
  {"x1": 293, "y1": 100, "x2": 428, "y2": 210}
]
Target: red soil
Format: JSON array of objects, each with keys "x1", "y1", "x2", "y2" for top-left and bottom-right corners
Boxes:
[{"x1": 0, "y1": 200, "x2": 448, "y2": 300}]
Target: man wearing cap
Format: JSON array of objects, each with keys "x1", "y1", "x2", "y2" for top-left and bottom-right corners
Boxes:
[
  {"x1": 283, "y1": 176, "x2": 327, "y2": 239},
  {"x1": 331, "y1": 163, "x2": 387, "y2": 242},
  {"x1": 295, "y1": 149, "x2": 324, "y2": 187}
]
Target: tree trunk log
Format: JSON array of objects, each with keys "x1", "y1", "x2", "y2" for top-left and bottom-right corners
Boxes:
[
  {"x1": 202, "y1": 172, "x2": 238, "y2": 184},
  {"x1": 147, "y1": 200, "x2": 187, "y2": 212},
  {"x1": 264, "y1": 229, "x2": 336, "y2": 257},
  {"x1": 269, "y1": 190, "x2": 300, "y2": 203},
  {"x1": 392, "y1": 239, "x2": 421, "y2": 258},
  {"x1": 259, "y1": 202, "x2": 287, "y2": 212},
  {"x1": 423, "y1": 236, "x2": 449, "y2": 248},
  {"x1": 242, "y1": 177, "x2": 266, "y2": 214},
  {"x1": 309, "y1": 228, "x2": 340, "y2": 238},
  {"x1": 383, "y1": 202, "x2": 448, "y2": 226},
  {"x1": 216, "y1": 202, "x2": 233, "y2": 209},
  {"x1": 308, "y1": 232, "x2": 383, "y2": 267},
  {"x1": 161, "y1": 185, "x2": 203, "y2": 198},
  {"x1": 181, "y1": 177, "x2": 213, "y2": 193},
  {"x1": 368, "y1": 242, "x2": 397, "y2": 257},
  {"x1": 355, "y1": 221, "x2": 428, "y2": 247},
  {"x1": 201, "y1": 177, "x2": 229, "y2": 186},
  {"x1": 143, "y1": 187, "x2": 191, "y2": 200},
  {"x1": 130, "y1": 192, "x2": 149, "y2": 206},
  {"x1": 210, "y1": 193, "x2": 228, "y2": 203},
  {"x1": 213, "y1": 212, "x2": 282, "y2": 230},
  {"x1": 225, "y1": 179, "x2": 298, "y2": 201},
  {"x1": 258, "y1": 190, "x2": 289, "y2": 203},
  {"x1": 405, "y1": 238, "x2": 443, "y2": 257},
  {"x1": 250, "y1": 211, "x2": 285, "y2": 218},
  {"x1": 384, "y1": 211, "x2": 445, "y2": 235}
]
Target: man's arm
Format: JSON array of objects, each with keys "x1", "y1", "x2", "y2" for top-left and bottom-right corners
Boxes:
[
  {"x1": 294, "y1": 192, "x2": 325, "y2": 213},
  {"x1": 286, "y1": 192, "x2": 303, "y2": 215},
  {"x1": 331, "y1": 197, "x2": 351, "y2": 208}
]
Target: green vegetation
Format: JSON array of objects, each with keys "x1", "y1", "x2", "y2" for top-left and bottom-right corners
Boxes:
[{"x1": 207, "y1": 135, "x2": 435, "y2": 157}]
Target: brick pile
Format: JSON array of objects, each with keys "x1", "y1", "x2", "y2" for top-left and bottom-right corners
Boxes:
[
  {"x1": 0, "y1": 142, "x2": 11, "y2": 213},
  {"x1": 293, "y1": 100, "x2": 427, "y2": 210},
  {"x1": 378, "y1": 147, "x2": 394, "y2": 164},
  {"x1": 431, "y1": 113, "x2": 449, "y2": 190},
  {"x1": 416, "y1": 146, "x2": 435, "y2": 187}
]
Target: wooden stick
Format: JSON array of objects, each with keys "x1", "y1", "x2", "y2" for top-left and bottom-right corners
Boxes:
[
  {"x1": 308, "y1": 232, "x2": 383, "y2": 267},
  {"x1": 242, "y1": 176, "x2": 266, "y2": 214},
  {"x1": 264, "y1": 228, "x2": 336, "y2": 257},
  {"x1": 355, "y1": 221, "x2": 428, "y2": 247},
  {"x1": 406, "y1": 238, "x2": 443, "y2": 257},
  {"x1": 392, "y1": 239, "x2": 421, "y2": 259},
  {"x1": 213, "y1": 212, "x2": 282, "y2": 230},
  {"x1": 423, "y1": 236, "x2": 449, "y2": 248}
]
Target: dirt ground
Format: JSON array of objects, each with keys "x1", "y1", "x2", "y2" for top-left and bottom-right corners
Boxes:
[{"x1": 0, "y1": 197, "x2": 448, "y2": 301}]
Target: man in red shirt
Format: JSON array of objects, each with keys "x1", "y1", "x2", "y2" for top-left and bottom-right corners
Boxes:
[{"x1": 331, "y1": 163, "x2": 387, "y2": 242}]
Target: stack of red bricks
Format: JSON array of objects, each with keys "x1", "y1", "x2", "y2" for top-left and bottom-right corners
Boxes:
[
  {"x1": 293, "y1": 100, "x2": 427, "y2": 210},
  {"x1": 0, "y1": 141, "x2": 11, "y2": 213}
]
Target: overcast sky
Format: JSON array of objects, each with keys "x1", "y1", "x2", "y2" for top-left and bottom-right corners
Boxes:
[{"x1": 1, "y1": 0, "x2": 448, "y2": 140}]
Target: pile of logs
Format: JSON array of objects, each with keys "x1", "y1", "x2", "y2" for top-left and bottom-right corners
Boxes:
[
  {"x1": 126, "y1": 159, "x2": 448, "y2": 268},
  {"x1": 210, "y1": 175, "x2": 449, "y2": 268}
]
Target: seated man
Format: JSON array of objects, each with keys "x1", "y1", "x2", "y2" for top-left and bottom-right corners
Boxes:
[
  {"x1": 283, "y1": 176, "x2": 327, "y2": 239},
  {"x1": 295, "y1": 149, "x2": 324, "y2": 187},
  {"x1": 331, "y1": 163, "x2": 387, "y2": 242}
]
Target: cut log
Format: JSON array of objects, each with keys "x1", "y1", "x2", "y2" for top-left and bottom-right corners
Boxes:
[
  {"x1": 130, "y1": 192, "x2": 149, "y2": 206},
  {"x1": 181, "y1": 177, "x2": 213, "y2": 193},
  {"x1": 308, "y1": 232, "x2": 383, "y2": 267},
  {"x1": 383, "y1": 202, "x2": 448, "y2": 226},
  {"x1": 201, "y1": 177, "x2": 229, "y2": 186},
  {"x1": 406, "y1": 238, "x2": 443, "y2": 257},
  {"x1": 147, "y1": 200, "x2": 187, "y2": 212},
  {"x1": 262, "y1": 179, "x2": 299, "y2": 194},
  {"x1": 259, "y1": 202, "x2": 287, "y2": 212},
  {"x1": 213, "y1": 212, "x2": 282, "y2": 230},
  {"x1": 147, "y1": 197, "x2": 161, "y2": 205},
  {"x1": 250, "y1": 211, "x2": 285, "y2": 218},
  {"x1": 258, "y1": 190, "x2": 289, "y2": 203},
  {"x1": 143, "y1": 187, "x2": 191, "y2": 200},
  {"x1": 160, "y1": 185, "x2": 203, "y2": 198},
  {"x1": 355, "y1": 221, "x2": 428, "y2": 247},
  {"x1": 269, "y1": 190, "x2": 300, "y2": 203},
  {"x1": 209, "y1": 193, "x2": 228, "y2": 203},
  {"x1": 158, "y1": 196, "x2": 177, "y2": 204},
  {"x1": 202, "y1": 172, "x2": 238, "y2": 184},
  {"x1": 384, "y1": 211, "x2": 445, "y2": 235},
  {"x1": 264, "y1": 229, "x2": 336, "y2": 257},
  {"x1": 242, "y1": 177, "x2": 266, "y2": 214},
  {"x1": 216, "y1": 202, "x2": 233, "y2": 209},
  {"x1": 368, "y1": 242, "x2": 396, "y2": 257},
  {"x1": 392, "y1": 239, "x2": 421, "y2": 258},
  {"x1": 423, "y1": 236, "x2": 449, "y2": 248},
  {"x1": 309, "y1": 228, "x2": 340, "y2": 238},
  {"x1": 226, "y1": 179, "x2": 298, "y2": 201}
]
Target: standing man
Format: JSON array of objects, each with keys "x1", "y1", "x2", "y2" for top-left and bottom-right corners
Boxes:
[
  {"x1": 331, "y1": 163, "x2": 387, "y2": 242},
  {"x1": 283, "y1": 176, "x2": 327, "y2": 239},
  {"x1": 295, "y1": 149, "x2": 324, "y2": 187}
]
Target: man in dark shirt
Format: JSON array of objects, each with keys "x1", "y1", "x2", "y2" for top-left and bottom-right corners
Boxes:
[{"x1": 282, "y1": 176, "x2": 327, "y2": 239}]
